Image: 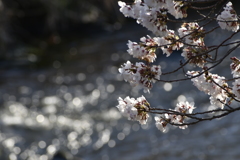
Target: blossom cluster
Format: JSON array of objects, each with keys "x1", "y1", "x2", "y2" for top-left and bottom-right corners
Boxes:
[
  {"x1": 155, "y1": 30, "x2": 183, "y2": 57},
  {"x1": 187, "y1": 71, "x2": 228, "y2": 109},
  {"x1": 119, "y1": 61, "x2": 161, "y2": 93},
  {"x1": 117, "y1": 96, "x2": 195, "y2": 132},
  {"x1": 231, "y1": 57, "x2": 240, "y2": 100},
  {"x1": 116, "y1": 0, "x2": 240, "y2": 133},
  {"x1": 118, "y1": 0, "x2": 189, "y2": 36},
  {"x1": 155, "y1": 101, "x2": 195, "y2": 132},
  {"x1": 230, "y1": 57, "x2": 240, "y2": 78},
  {"x1": 116, "y1": 96, "x2": 150, "y2": 124},
  {"x1": 217, "y1": 2, "x2": 239, "y2": 32},
  {"x1": 127, "y1": 31, "x2": 183, "y2": 64},
  {"x1": 178, "y1": 22, "x2": 208, "y2": 67},
  {"x1": 127, "y1": 36, "x2": 158, "y2": 63},
  {"x1": 178, "y1": 22, "x2": 205, "y2": 46}
]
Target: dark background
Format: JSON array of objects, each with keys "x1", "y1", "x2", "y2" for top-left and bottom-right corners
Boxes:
[{"x1": 0, "y1": 0, "x2": 135, "y2": 69}]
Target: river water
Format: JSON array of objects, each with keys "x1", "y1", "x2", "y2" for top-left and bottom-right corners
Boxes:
[{"x1": 0, "y1": 23, "x2": 240, "y2": 160}]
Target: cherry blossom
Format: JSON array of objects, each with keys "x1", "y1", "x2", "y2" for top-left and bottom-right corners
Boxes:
[
  {"x1": 155, "y1": 101, "x2": 195, "y2": 132},
  {"x1": 116, "y1": 96, "x2": 150, "y2": 124},
  {"x1": 175, "y1": 101, "x2": 195, "y2": 114},
  {"x1": 232, "y1": 79, "x2": 240, "y2": 100},
  {"x1": 154, "y1": 30, "x2": 183, "y2": 57},
  {"x1": 230, "y1": 57, "x2": 240, "y2": 100},
  {"x1": 187, "y1": 71, "x2": 228, "y2": 109},
  {"x1": 116, "y1": 0, "x2": 240, "y2": 132},
  {"x1": 118, "y1": 0, "x2": 168, "y2": 36},
  {"x1": 166, "y1": 0, "x2": 188, "y2": 19},
  {"x1": 177, "y1": 22, "x2": 209, "y2": 67},
  {"x1": 144, "y1": 0, "x2": 167, "y2": 9},
  {"x1": 217, "y1": 2, "x2": 239, "y2": 32},
  {"x1": 155, "y1": 114, "x2": 169, "y2": 132},
  {"x1": 119, "y1": 61, "x2": 161, "y2": 93},
  {"x1": 178, "y1": 22, "x2": 205, "y2": 46},
  {"x1": 230, "y1": 57, "x2": 240, "y2": 78},
  {"x1": 118, "y1": 1, "x2": 135, "y2": 18},
  {"x1": 127, "y1": 36, "x2": 158, "y2": 63},
  {"x1": 181, "y1": 46, "x2": 208, "y2": 67}
]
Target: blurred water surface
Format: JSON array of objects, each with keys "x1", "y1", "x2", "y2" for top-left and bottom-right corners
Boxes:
[{"x1": 0, "y1": 22, "x2": 240, "y2": 160}]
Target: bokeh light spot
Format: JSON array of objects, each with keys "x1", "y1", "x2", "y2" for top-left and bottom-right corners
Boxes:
[{"x1": 163, "y1": 83, "x2": 172, "y2": 91}]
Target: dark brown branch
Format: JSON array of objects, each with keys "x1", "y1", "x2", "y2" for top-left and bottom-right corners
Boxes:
[
  {"x1": 169, "y1": 106, "x2": 240, "y2": 126},
  {"x1": 158, "y1": 32, "x2": 240, "y2": 83},
  {"x1": 149, "y1": 105, "x2": 240, "y2": 126},
  {"x1": 177, "y1": 0, "x2": 222, "y2": 4}
]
